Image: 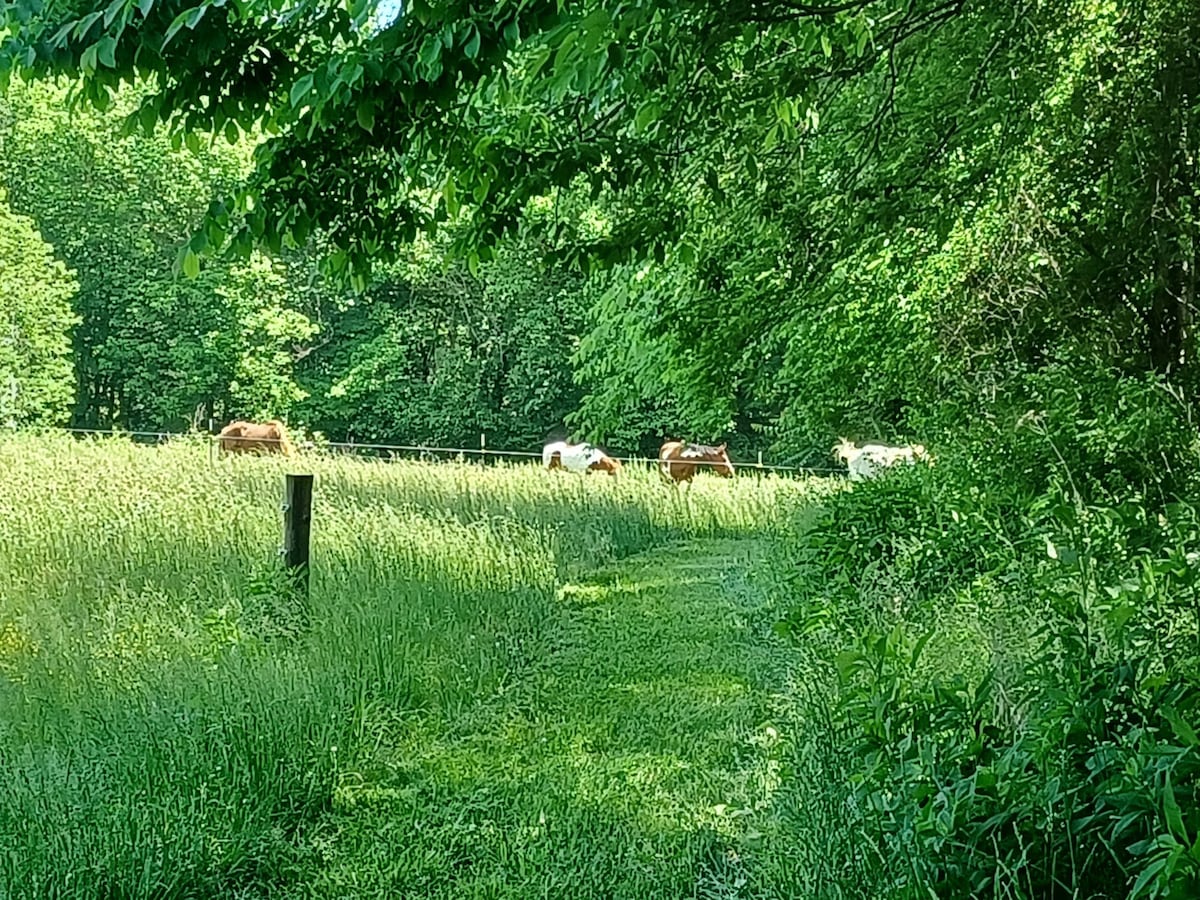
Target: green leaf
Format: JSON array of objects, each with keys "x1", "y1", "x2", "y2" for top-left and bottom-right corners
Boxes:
[
  {"x1": 50, "y1": 21, "x2": 77, "y2": 47},
  {"x1": 292, "y1": 213, "x2": 310, "y2": 246},
  {"x1": 835, "y1": 649, "x2": 864, "y2": 681},
  {"x1": 73, "y1": 11, "x2": 104, "y2": 40},
  {"x1": 138, "y1": 102, "x2": 157, "y2": 134},
  {"x1": 188, "y1": 229, "x2": 209, "y2": 254},
  {"x1": 290, "y1": 73, "x2": 314, "y2": 108},
  {"x1": 910, "y1": 629, "x2": 934, "y2": 667},
  {"x1": 177, "y1": 246, "x2": 200, "y2": 278},
  {"x1": 1166, "y1": 708, "x2": 1200, "y2": 747},
  {"x1": 472, "y1": 176, "x2": 489, "y2": 203},
  {"x1": 465, "y1": 26, "x2": 480, "y2": 60},
  {"x1": 634, "y1": 100, "x2": 660, "y2": 132},
  {"x1": 102, "y1": 0, "x2": 126, "y2": 29},
  {"x1": 419, "y1": 34, "x2": 441, "y2": 69},
  {"x1": 820, "y1": 33, "x2": 832, "y2": 57},
  {"x1": 1164, "y1": 773, "x2": 1187, "y2": 843},
  {"x1": 79, "y1": 44, "x2": 99, "y2": 74},
  {"x1": 224, "y1": 119, "x2": 238, "y2": 144},
  {"x1": 97, "y1": 35, "x2": 117, "y2": 68},
  {"x1": 355, "y1": 99, "x2": 375, "y2": 133},
  {"x1": 161, "y1": 10, "x2": 189, "y2": 48},
  {"x1": 1129, "y1": 856, "x2": 1169, "y2": 899}
]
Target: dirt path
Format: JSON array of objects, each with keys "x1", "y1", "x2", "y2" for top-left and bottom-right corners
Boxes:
[{"x1": 299, "y1": 538, "x2": 808, "y2": 899}]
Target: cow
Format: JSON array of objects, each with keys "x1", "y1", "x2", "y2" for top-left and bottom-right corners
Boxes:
[{"x1": 834, "y1": 437, "x2": 929, "y2": 481}]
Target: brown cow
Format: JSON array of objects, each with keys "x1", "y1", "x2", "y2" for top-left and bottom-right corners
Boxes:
[
  {"x1": 217, "y1": 420, "x2": 295, "y2": 456},
  {"x1": 658, "y1": 441, "x2": 735, "y2": 484}
]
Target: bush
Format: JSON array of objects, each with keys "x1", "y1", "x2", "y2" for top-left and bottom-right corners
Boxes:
[
  {"x1": 920, "y1": 360, "x2": 1199, "y2": 507},
  {"x1": 777, "y1": 458, "x2": 1023, "y2": 640},
  {"x1": 780, "y1": 444, "x2": 1200, "y2": 898}
]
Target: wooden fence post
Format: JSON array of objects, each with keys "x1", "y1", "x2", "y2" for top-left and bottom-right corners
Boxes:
[
  {"x1": 282, "y1": 474, "x2": 314, "y2": 597},
  {"x1": 757, "y1": 450, "x2": 764, "y2": 483},
  {"x1": 480, "y1": 432, "x2": 486, "y2": 464}
]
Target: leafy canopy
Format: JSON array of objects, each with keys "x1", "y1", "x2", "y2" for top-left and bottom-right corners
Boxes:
[{"x1": 0, "y1": 0, "x2": 964, "y2": 281}]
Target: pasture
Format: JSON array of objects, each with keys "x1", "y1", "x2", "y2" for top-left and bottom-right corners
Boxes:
[{"x1": 0, "y1": 433, "x2": 826, "y2": 898}]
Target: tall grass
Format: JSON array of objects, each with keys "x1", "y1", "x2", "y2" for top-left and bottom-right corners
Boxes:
[{"x1": 0, "y1": 433, "x2": 811, "y2": 897}]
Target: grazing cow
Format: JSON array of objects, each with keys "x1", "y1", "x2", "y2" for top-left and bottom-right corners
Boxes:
[
  {"x1": 218, "y1": 419, "x2": 295, "y2": 456},
  {"x1": 658, "y1": 441, "x2": 735, "y2": 484},
  {"x1": 542, "y1": 441, "x2": 622, "y2": 474},
  {"x1": 834, "y1": 437, "x2": 929, "y2": 481}
]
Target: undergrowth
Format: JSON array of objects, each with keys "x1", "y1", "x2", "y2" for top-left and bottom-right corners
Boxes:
[{"x1": 775, "y1": 379, "x2": 1200, "y2": 898}]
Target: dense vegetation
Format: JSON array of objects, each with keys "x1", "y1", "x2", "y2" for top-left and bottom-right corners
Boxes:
[{"x1": 4, "y1": 0, "x2": 1200, "y2": 895}]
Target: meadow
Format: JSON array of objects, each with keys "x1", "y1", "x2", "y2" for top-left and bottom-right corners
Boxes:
[{"x1": 0, "y1": 433, "x2": 822, "y2": 898}]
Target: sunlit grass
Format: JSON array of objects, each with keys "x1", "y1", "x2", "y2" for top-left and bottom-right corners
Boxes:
[{"x1": 0, "y1": 432, "x2": 818, "y2": 897}]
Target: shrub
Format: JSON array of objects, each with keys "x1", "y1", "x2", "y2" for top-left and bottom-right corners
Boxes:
[{"x1": 791, "y1": 481, "x2": 1200, "y2": 898}]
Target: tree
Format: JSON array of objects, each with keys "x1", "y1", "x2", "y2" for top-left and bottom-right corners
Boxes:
[
  {"x1": 0, "y1": 187, "x2": 78, "y2": 426},
  {"x1": 0, "y1": 80, "x2": 318, "y2": 430},
  {"x1": 296, "y1": 231, "x2": 587, "y2": 449},
  {"x1": 6, "y1": 0, "x2": 1200, "y2": 469},
  {"x1": 0, "y1": 0, "x2": 968, "y2": 279}
]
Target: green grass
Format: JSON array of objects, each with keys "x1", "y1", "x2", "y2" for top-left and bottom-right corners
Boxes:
[{"x1": 0, "y1": 433, "x2": 823, "y2": 898}]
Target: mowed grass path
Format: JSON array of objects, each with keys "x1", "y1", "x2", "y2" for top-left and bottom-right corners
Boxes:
[{"x1": 297, "y1": 538, "x2": 803, "y2": 899}]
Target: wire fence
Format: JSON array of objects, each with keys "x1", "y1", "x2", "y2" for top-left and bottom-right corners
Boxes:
[{"x1": 18, "y1": 425, "x2": 847, "y2": 477}]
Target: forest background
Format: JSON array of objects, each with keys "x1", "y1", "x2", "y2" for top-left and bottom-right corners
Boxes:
[{"x1": 0, "y1": 78, "x2": 601, "y2": 455}]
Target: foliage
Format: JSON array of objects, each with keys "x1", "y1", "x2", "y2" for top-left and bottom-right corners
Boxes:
[
  {"x1": 0, "y1": 187, "x2": 77, "y2": 426},
  {"x1": 296, "y1": 233, "x2": 589, "y2": 449},
  {"x1": 3, "y1": 0, "x2": 1199, "y2": 467},
  {"x1": 0, "y1": 79, "x2": 318, "y2": 430},
  {"x1": 779, "y1": 417, "x2": 1200, "y2": 898},
  {"x1": 0, "y1": 0, "x2": 962, "y2": 281},
  {"x1": 823, "y1": 498, "x2": 1200, "y2": 899}
]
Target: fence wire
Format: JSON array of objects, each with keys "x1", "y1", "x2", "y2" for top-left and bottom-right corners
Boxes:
[{"x1": 23, "y1": 425, "x2": 846, "y2": 476}]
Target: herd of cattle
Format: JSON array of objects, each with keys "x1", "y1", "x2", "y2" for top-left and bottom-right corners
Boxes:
[{"x1": 216, "y1": 419, "x2": 930, "y2": 483}]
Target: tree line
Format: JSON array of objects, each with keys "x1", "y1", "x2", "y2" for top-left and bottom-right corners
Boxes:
[
  {"x1": 0, "y1": 81, "x2": 602, "y2": 453},
  {"x1": 3, "y1": 1, "x2": 1199, "y2": 471}
]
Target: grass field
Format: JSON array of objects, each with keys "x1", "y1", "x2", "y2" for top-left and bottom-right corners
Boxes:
[{"x1": 0, "y1": 433, "x2": 828, "y2": 898}]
